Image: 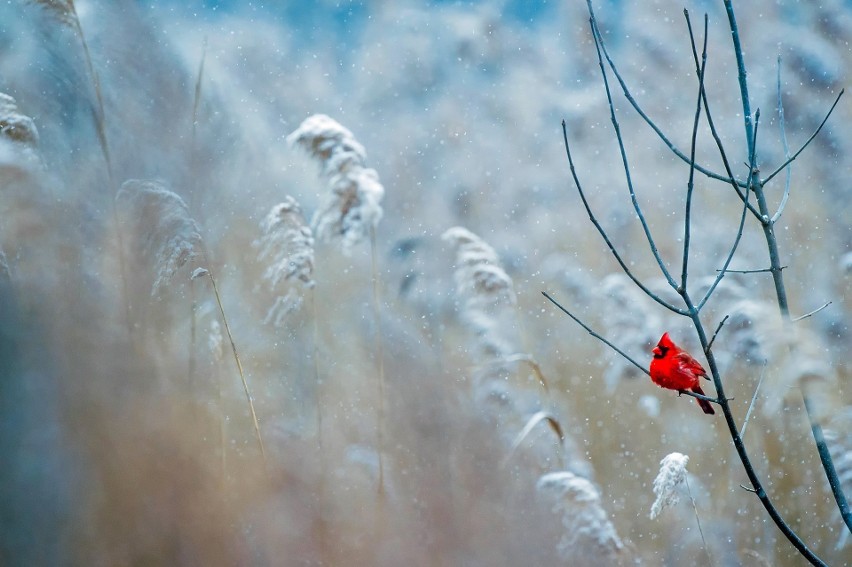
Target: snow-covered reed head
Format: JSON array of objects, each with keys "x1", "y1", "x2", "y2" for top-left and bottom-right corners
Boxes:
[
  {"x1": 0, "y1": 93, "x2": 39, "y2": 148},
  {"x1": 0, "y1": 93, "x2": 41, "y2": 175},
  {"x1": 286, "y1": 114, "x2": 366, "y2": 176},
  {"x1": 650, "y1": 452, "x2": 689, "y2": 519},
  {"x1": 287, "y1": 114, "x2": 384, "y2": 254},
  {"x1": 443, "y1": 226, "x2": 516, "y2": 358},
  {"x1": 254, "y1": 196, "x2": 315, "y2": 326},
  {"x1": 116, "y1": 179, "x2": 202, "y2": 296},
  {"x1": 537, "y1": 471, "x2": 624, "y2": 561}
]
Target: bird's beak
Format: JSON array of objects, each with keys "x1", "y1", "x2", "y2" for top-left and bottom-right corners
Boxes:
[{"x1": 652, "y1": 346, "x2": 661, "y2": 356}]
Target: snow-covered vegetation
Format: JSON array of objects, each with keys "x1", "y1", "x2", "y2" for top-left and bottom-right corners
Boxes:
[{"x1": 0, "y1": 1, "x2": 849, "y2": 564}]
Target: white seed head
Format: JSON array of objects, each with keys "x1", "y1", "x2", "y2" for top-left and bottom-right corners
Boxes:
[
  {"x1": 443, "y1": 226, "x2": 517, "y2": 359},
  {"x1": 650, "y1": 452, "x2": 689, "y2": 519},
  {"x1": 288, "y1": 114, "x2": 384, "y2": 254},
  {"x1": 254, "y1": 196, "x2": 315, "y2": 324},
  {"x1": 537, "y1": 471, "x2": 624, "y2": 559},
  {"x1": 0, "y1": 93, "x2": 39, "y2": 148},
  {"x1": 116, "y1": 179, "x2": 202, "y2": 296}
]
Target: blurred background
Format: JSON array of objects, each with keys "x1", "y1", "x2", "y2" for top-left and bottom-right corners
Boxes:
[{"x1": 0, "y1": 0, "x2": 850, "y2": 564}]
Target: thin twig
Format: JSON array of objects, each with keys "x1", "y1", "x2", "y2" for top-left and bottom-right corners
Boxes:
[
  {"x1": 680, "y1": 11, "x2": 708, "y2": 293},
  {"x1": 693, "y1": 56, "x2": 760, "y2": 314},
  {"x1": 696, "y1": 168, "x2": 751, "y2": 312},
  {"x1": 802, "y1": 392, "x2": 852, "y2": 535},
  {"x1": 791, "y1": 301, "x2": 831, "y2": 322},
  {"x1": 561, "y1": 122, "x2": 686, "y2": 315},
  {"x1": 682, "y1": 7, "x2": 762, "y2": 219},
  {"x1": 683, "y1": 9, "x2": 757, "y2": 313},
  {"x1": 589, "y1": 18, "x2": 679, "y2": 292},
  {"x1": 716, "y1": 266, "x2": 784, "y2": 274},
  {"x1": 771, "y1": 56, "x2": 792, "y2": 224},
  {"x1": 542, "y1": 291, "x2": 649, "y2": 376},
  {"x1": 762, "y1": 89, "x2": 845, "y2": 186},
  {"x1": 706, "y1": 315, "x2": 729, "y2": 352},
  {"x1": 585, "y1": 0, "x2": 743, "y2": 187},
  {"x1": 677, "y1": 389, "x2": 719, "y2": 405},
  {"x1": 740, "y1": 361, "x2": 767, "y2": 439}
]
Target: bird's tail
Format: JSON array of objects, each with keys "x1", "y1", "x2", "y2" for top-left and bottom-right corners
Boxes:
[{"x1": 692, "y1": 385, "x2": 715, "y2": 415}]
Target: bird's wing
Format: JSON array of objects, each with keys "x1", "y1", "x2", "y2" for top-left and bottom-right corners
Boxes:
[{"x1": 675, "y1": 351, "x2": 708, "y2": 378}]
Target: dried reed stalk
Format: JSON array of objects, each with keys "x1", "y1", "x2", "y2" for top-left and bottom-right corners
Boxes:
[{"x1": 288, "y1": 114, "x2": 386, "y2": 493}]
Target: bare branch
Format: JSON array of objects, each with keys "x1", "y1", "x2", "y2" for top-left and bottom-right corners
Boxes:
[
  {"x1": 802, "y1": 393, "x2": 852, "y2": 535},
  {"x1": 762, "y1": 89, "x2": 845, "y2": 186},
  {"x1": 561, "y1": 122, "x2": 686, "y2": 315},
  {"x1": 792, "y1": 301, "x2": 832, "y2": 322},
  {"x1": 716, "y1": 4, "x2": 827, "y2": 561},
  {"x1": 695, "y1": 108, "x2": 759, "y2": 312},
  {"x1": 716, "y1": 266, "x2": 784, "y2": 274},
  {"x1": 680, "y1": 11, "x2": 709, "y2": 292},
  {"x1": 588, "y1": 19, "x2": 679, "y2": 292},
  {"x1": 677, "y1": 389, "x2": 719, "y2": 406},
  {"x1": 682, "y1": 9, "x2": 762, "y2": 220},
  {"x1": 585, "y1": 1, "x2": 742, "y2": 187},
  {"x1": 542, "y1": 291, "x2": 650, "y2": 377},
  {"x1": 706, "y1": 315, "x2": 729, "y2": 352}
]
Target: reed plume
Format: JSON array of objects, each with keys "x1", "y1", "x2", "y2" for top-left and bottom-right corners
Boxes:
[
  {"x1": 0, "y1": 93, "x2": 39, "y2": 149},
  {"x1": 254, "y1": 196, "x2": 315, "y2": 326},
  {"x1": 650, "y1": 452, "x2": 690, "y2": 519},
  {"x1": 30, "y1": 0, "x2": 112, "y2": 178},
  {"x1": 650, "y1": 452, "x2": 710, "y2": 561},
  {"x1": 537, "y1": 471, "x2": 624, "y2": 562},
  {"x1": 116, "y1": 180, "x2": 202, "y2": 296},
  {"x1": 288, "y1": 113, "x2": 387, "y2": 492},
  {"x1": 442, "y1": 226, "x2": 516, "y2": 359},
  {"x1": 287, "y1": 114, "x2": 384, "y2": 254}
]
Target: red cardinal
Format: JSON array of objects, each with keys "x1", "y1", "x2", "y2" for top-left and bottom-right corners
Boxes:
[{"x1": 650, "y1": 332, "x2": 715, "y2": 415}]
